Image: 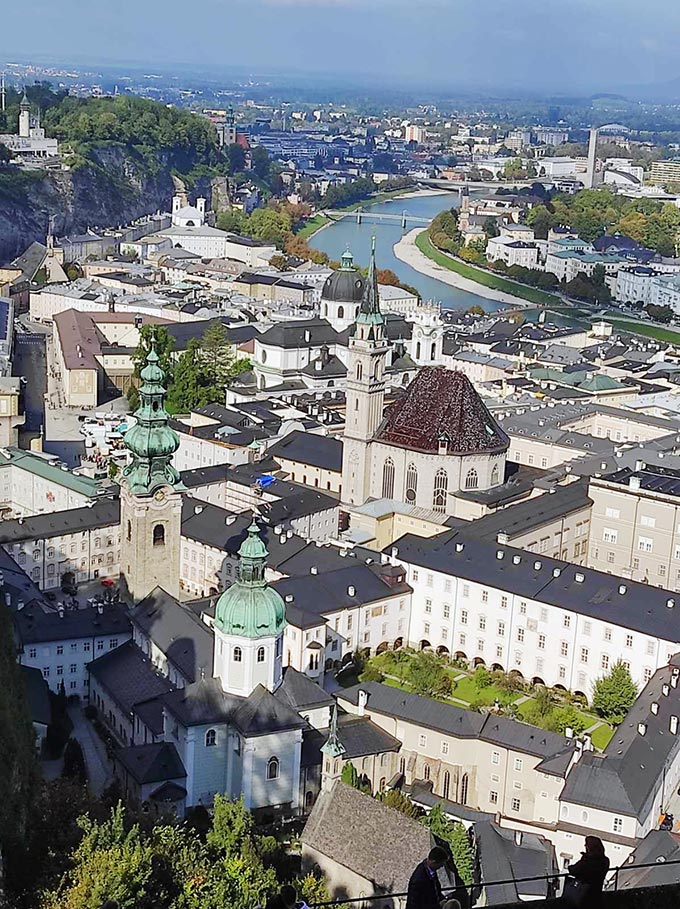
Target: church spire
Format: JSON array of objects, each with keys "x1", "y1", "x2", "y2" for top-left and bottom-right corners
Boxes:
[
  {"x1": 122, "y1": 335, "x2": 184, "y2": 495},
  {"x1": 322, "y1": 703, "x2": 346, "y2": 758},
  {"x1": 20, "y1": 88, "x2": 30, "y2": 111},
  {"x1": 357, "y1": 236, "x2": 383, "y2": 325}
]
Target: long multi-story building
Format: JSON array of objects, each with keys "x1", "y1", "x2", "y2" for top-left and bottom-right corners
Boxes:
[{"x1": 389, "y1": 529, "x2": 680, "y2": 696}]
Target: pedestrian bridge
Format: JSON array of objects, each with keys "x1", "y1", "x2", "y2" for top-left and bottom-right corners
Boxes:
[{"x1": 323, "y1": 209, "x2": 432, "y2": 226}]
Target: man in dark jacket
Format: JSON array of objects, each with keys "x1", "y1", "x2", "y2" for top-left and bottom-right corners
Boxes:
[{"x1": 406, "y1": 846, "x2": 450, "y2": 909}]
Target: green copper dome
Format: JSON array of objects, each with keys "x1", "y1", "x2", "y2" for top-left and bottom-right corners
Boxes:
[
  {"x1": 122, "y1": 341, "x2": 185, "y2": 496},
  {"x1": 214, "y1": 520, "x2": 286, "y2": 639}
]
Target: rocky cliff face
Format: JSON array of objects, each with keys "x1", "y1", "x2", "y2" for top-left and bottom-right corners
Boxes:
[{"x1": 0, "y1": 144, "x2": 213, "y2": 262}]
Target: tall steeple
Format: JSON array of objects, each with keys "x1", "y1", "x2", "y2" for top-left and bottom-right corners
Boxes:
[
  {"x1": 122, "y1": 339, "x2": 184, "y2": 495},
  {"x1": 213, "y1": 518, "x2": 286, "y2": 696},
  {"x1": 321, "y1": 703, "x2": 346, "y2": 792},
  {"x1": 340, "y1": 238, "x2": 389, "y2": 507},
  {"x1": 119, "y1": 336, "x2": 184, "y2": 602}
]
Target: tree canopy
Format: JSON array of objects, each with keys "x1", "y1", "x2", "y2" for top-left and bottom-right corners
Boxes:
[
  {"x1": 592, "y1": 660, "x2": 638, "y2": 724},
  {"x1": 0, "y1": 603, "x2": 39, "y2": 869}
]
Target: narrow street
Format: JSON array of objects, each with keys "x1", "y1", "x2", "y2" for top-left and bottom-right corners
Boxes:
[{"x1": 68, "y1": 703, "x2": 113, "y2": 796}]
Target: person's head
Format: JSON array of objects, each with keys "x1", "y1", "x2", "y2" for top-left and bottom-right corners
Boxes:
[
  {"x1": 584, "y1": 836, "x2": 605, "y2": 856},
  {"x1": 280, "y1": 885, "x2": 297, "y2": 909},
  {"x1": 427, "y1": 845, "x2": 449, "y2": 870}
]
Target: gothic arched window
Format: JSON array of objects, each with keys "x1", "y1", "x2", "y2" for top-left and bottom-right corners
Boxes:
[
  {"x1": 356, "y1": 362, "x2": 363, "y2": 381},
  {"x1": 205, "y1": 728, "x2": 217, "y2": 747},
  {"x1": 257, "y1": 646, "x2": 266, "y2": 663},
  {"x1": 153, "y1": 524, "x2": 165, "y2": 547},
  {"x1": 267, "y1": 756, "x2": 280, "y2": 780},
  {"x1": 443, "y1": 770, "x2": 451, "y2": 800},
  {"x1": 405, "y1": 463, "x2": 418, "y2": 503},
  {"x1": 433, "y1": 468, "x2": 448, "y2": 512},
  {"x1": 490, "y1": 464, "x2": 500, "y2": 485},
  {"x1": 382, "y1": 458, "x2": 395, "y2": 499},
  {"x1": 338, "y1": 305, "x2": 344, "y2": 320},
  {"x1": 460, "y1": 772, "x2": 469, "y2": 805},
  {"x1": 465, "y1": 468, "x2": 479, "y2": 490},
  {"x1": 423, "y1": 763, "x2": 431, "y2": 781},
  {"x1": 233, "y1": 647, "x2": 242, "y2": 663}
]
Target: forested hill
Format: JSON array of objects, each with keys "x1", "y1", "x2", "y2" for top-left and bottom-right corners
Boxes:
[{"x1": 0, "y1": 86, "x2": 228, "y2": 261}]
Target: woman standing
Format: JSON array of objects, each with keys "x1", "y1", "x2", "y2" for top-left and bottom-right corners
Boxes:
[{"x1": 564, "y1": 836, "x2": 610, "y2": 907}]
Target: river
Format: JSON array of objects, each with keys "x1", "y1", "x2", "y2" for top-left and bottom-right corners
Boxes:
[{"x1": 309, "y1": 191, "x2": 504, "y2": 313}]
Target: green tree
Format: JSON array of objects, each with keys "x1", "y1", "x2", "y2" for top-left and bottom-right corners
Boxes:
[
  {"x1": 592, "y1": 660, "x2": 637, "y2": 724},
  {"x1": 483, "y1": 217, "x2": 500, "y2": 239},
  {"x1": 358, "y1": 664, "x2": 385, "y2": 683},
  {"x1": 341, "y1": 761, "x2": 359, "y2": 788},
  {"x1": 127, "y1": 325, "x2": 174, "y2": 411},
  {"x1": 251, "y1": 145, "x2": 271, "y2": 180},
  {"x1": 226, "y1": 143, "x2": 246, "y2": 174},
  {"x1": 408, "y1": 651, "x2": 453, "y2": 700},
  {"x1": 0, "y1": 602, "x2": 39, "y2": 873},
  {"x1": 473, "y1": 666, "x2": 492, "y2": 690},
  {"x1": 0, "y1": 142, "x2": 13, "y2": 165},
  {"x1": 376, "y1": 788, "x2": 422, "y2": 819},
  {"x1": 423, "y1": 804, "x2": 475, "y2": 886},
  {"x1": 547, "y1": 705, "x2": 587, "y2": 736},
  {"x1": 534, "y1": 686, "x2": 555, "y2": 718}
]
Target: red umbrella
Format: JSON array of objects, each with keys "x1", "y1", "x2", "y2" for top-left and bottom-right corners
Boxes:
[{"x1": 101, "y1": 578, "x2": 115, "y2": 588}]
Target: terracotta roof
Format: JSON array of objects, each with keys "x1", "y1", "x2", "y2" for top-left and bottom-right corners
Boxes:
[{"x1": 376, "y1": 367, "x2": 509, "y2": 455}]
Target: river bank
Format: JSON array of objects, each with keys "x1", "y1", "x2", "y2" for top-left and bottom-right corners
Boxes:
[{"x1": 394, "y1": 228, "x2": 528, "y2": 307}]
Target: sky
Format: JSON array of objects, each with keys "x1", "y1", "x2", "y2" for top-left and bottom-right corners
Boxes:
[{"x1": 2, "y1": 0, "x2": 680, "y2": 95}]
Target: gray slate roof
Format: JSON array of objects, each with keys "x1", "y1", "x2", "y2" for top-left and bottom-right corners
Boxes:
[
  {"x1": 267, "y1": 430, "x2": 343, "y2": 472},
  {"x1": 21, "y1": 664, "x2": 51, "y2": 726},
  {"x1": 474, "y1": 820, "x2": 556, "y2": 903},
  {"x1": 277, "y1": 666, "x2": 334, "y2": 712},
  {"x1": 130, "y1": 587, "x2": 214, "y2": 685},
  {"x1": 0, "y1": 498, "x2": 120, "y2": 544},
  {"x1": 561, "y1": 660, "x2": 680, "y2": 818},
  {"x1": 340, "y1": 683, "x2": 571, "y2": 760},
  {"x1": 115, "y1": 741, "x2": 186, "y2": 785},
  {"x1": 301, "y1": 780, "x2": 434, "y2": 894},
  {"x1": 15, "y1": 599, "x2": 130, "y2": 645},
  {"x1": 390, "y1": 530, "x2": 680, "y2": 643},
  {"x1": 89, "y1": 640, "x2": 175, "y2": 717}
]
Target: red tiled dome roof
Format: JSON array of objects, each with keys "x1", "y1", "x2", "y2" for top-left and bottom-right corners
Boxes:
[{"x1": 376, "y1": 367, "x2": 509, "y2": 455}]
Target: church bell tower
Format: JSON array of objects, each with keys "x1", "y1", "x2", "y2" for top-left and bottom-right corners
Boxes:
[
  {"x1": 120, "y1": 340, "x2": 184, "y2": 602},
  {"x1": 341, "y1": 238, "x2": 388, "y2": 507}
]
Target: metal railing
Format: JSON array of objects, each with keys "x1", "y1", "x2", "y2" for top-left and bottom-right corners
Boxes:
[{"x1": 308, "y1": 857, "x2": 680, "y2": 908}]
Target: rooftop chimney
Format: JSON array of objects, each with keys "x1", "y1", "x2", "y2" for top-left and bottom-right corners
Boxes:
[
  {"x1": 629, "y1": 477, "x2": 641, "y2": 491},
  {"x1": 496, "y1": 550, "x2": 504, "y2": 560},
  {"x1": 310, "y1": 566, "x2": 318, "y2": 575},
  {"x1": 455, "y1": 542, "x2": 464, "y2": 553},
  {"x1": 638, "y1": 722, "x2": 647, "y2": 736},
  {"x1": 347, "y1": 585, "x2": 356, "y2": 597},
  {"x1": 651, "y1": 702, "x2": 659, "y2": 715},
  {"x1": 565, "y1": 726, "x2": 574, "y2": 739},
  {"x1": 512, "y1": 555, "x2": 521, "y2": 565},
  {"x1": 514, "y1": 830, "x2": 523, "y2": 847},
  {"x1": 497, "y1": 532, "x2": 509, "y2": 545},
  {"x1": 667, "y1": 599, "x2": 675, "y2": 609},
  {"x1": 671, "y1": 716, "x2": 679, "y2": 735},
  {"x1": 663, "y1": 684, "x2": 670, "y2": 697},
  {"x1": 357, "y1": 688, "x2": 368, "y2": 716},
  {"x1": 575, "y1": 572, "x2": 585, "y2": 583},
  {"x1": 285, "y1": 594, "x2": 294, "y2": 603},
  {"x1": 618, "y1": 584, "x2": 627, "y2": 595},
  {"x1": 533, "y1": 560, "x2": 542, "y2": 571},
  {"x1": 553, "y1": 567, "x2": 562, "y2": 578}
]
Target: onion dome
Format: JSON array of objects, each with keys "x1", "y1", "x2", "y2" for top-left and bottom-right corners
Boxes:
[
  {"x1": 122, "y1": 342, "x2": 184, "y2": 495},
  {"x1": 214, "y1": 520, "x2": 286, "y2": 639}
]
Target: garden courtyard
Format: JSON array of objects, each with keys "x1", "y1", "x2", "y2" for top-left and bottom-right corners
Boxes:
[{"x1": 343, "y1": 649, "x2": 623, "y2": 752}]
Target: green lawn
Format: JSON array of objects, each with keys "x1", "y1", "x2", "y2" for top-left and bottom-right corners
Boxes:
[
  {"x1": 601, "y1": 314, "x2": 680, "y2": 344},
  {"x1": 415, "y1": 231, "x2": 561, "y2": 307},
  {"x1": 590, "y1": 722, "x2": 615, "y2": 751},
  {"x1": 297, "y1": 213, "x2": 330, "y2": 239}
]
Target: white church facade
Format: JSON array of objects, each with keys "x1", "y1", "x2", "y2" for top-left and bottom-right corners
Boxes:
[{"x1": 341, "y1": 242, "x2": 509, "y2": 516}]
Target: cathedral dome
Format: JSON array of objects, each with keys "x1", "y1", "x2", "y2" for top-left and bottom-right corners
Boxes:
[
  {"x1": 214, "y1": 521, "x2": 286, "y2": 639},
  {"x1": 321, "y1": 248, "x2": 366, "y2": 304}
]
